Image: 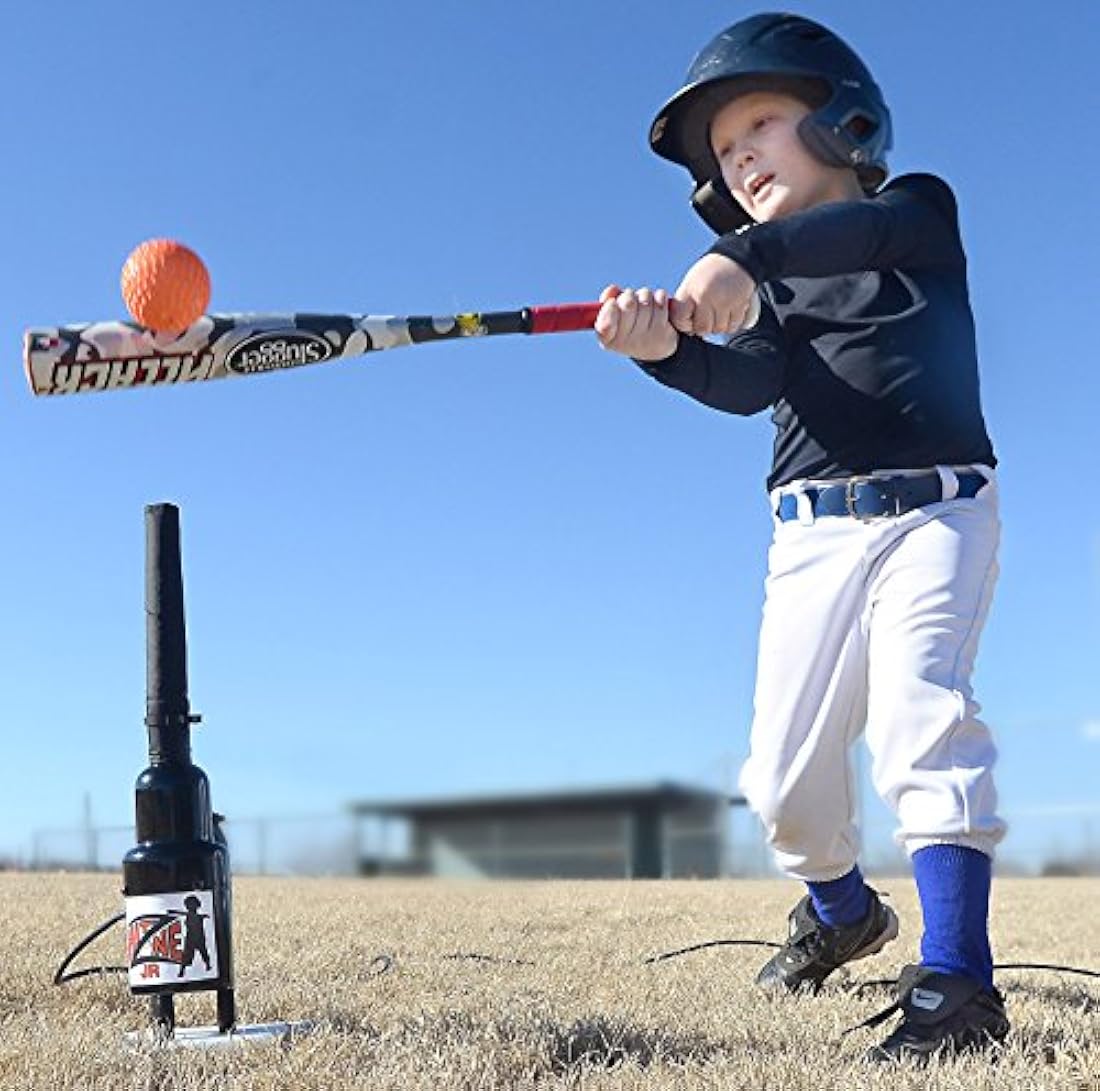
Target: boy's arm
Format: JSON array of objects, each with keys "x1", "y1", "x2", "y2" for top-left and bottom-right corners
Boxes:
[
  {"x1": 635, "y1": 307, "x2": 785, "y2": 416},
  {"x1": 595, "y1": 283, "x2": 785, "y2": 415},
  {"x1": 709, "y1": 173, "x2": 965, "y2": 284},
  {"x1": 671, "y1": 174, "x2": 963, "y2": 336}
]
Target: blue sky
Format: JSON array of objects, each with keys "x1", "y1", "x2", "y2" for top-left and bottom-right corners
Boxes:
[{"x1": 2, "y1": 2, "x2": 1097, "y2": 872}]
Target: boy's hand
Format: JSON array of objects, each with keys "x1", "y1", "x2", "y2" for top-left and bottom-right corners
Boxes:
[
  {"x1": 672, "y1": 253, "x2": 757, "y2": 336},
  {"x1": 595, "y1": 285, "x2": 679, "y2": 362}
]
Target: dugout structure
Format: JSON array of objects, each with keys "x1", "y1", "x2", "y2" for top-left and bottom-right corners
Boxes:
[{"x1": 352, "y1": 782, "x2": 744, "y2": 879}]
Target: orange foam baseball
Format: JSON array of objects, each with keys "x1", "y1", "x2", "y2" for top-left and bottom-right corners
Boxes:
[{"x1": 121, "y1": 239, "x2": 211, "y2": 333}]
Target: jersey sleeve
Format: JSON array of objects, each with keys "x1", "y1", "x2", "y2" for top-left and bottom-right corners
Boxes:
[
  {"x1": 633, "y1": 302, "x2": 786, "y2": 416},
  {"x1": 707, "y1": 173, "x2": 965, "y2": 282}
]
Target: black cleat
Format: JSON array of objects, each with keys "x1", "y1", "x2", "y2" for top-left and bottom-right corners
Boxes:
[
  {"x1": 863, "y1": 965, "x2": 1009, "y2": 1064},
  {"x1": 756, "y1": 889, "x2": 899, "y2": 994}
]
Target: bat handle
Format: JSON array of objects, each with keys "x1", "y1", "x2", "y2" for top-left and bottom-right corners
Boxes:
[{"x1": 527, "y1": 302, "x2": 602, "y2": 334}]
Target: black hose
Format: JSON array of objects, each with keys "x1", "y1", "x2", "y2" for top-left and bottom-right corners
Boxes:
[{"x1": 54, "y1": 913, "x2": 127, "y2": 985}]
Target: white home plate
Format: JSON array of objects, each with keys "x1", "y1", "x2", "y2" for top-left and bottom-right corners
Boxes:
[{"x1": 127, "y1": 1020, "x2": 316, "y2": 1049}]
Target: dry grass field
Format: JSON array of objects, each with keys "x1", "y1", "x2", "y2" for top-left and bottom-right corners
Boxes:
[{"x1": 0, "y1": 873, "x2": 1096, "y2": 1090}]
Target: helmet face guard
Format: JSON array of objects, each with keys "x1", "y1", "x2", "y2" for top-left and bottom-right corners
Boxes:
[{"x1": 650, "y1": 14, "x2": 893, "y2": 233}]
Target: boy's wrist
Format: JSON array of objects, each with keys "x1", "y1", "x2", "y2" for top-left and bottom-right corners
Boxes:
[
  {"x1": 707, "y1": 234, "x2": 767, "y2": 286},
  {"x1": 632, "y1": 334, "x2": 682, "y2": 368}
]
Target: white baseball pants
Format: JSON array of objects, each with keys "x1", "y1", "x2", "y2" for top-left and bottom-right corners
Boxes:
[{"x1": 738, "y1": 467, "x2": 1006, "y2": 881}]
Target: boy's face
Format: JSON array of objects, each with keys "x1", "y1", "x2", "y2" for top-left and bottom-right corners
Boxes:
[{"x1": 709, "y1": 90, "x2": 862, "y2": 222}]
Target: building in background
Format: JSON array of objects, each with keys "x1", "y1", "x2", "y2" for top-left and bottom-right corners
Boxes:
[
  {"x1": 352, "y1": 781, "x2": 744, "y2": 879},
  {"x1": 25, "y1": 791, "x2": 1100, "y2": 877}
]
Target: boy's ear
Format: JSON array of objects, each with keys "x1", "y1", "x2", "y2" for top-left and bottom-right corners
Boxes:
[{"x1": 691, "y1": 178, "x2": 754, "y2": 235}]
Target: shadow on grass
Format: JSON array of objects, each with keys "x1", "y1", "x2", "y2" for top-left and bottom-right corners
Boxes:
[
  {"x1": 310, "y1": 1007, "x2": 731, "y2": 1078},
  {"x1": 999, "y1": 978, "x2": 1099, "y2": 1015},
  {"x1": 547, "y1": 1015, "x2": 721, "y2": 1073}
]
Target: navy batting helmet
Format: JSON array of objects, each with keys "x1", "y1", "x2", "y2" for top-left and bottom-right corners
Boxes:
[{"x1": 649, "y1": 13, "x2": 892, "y2": 233}]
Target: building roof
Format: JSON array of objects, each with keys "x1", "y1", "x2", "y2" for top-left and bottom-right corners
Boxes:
[{"x1": 351, "y1": 780, "x2": 745, "y2": 819}]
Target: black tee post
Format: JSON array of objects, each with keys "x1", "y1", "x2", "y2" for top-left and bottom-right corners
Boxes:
[{"x1": 121, "y1": 503, "x2": 236, "y2": 1036}]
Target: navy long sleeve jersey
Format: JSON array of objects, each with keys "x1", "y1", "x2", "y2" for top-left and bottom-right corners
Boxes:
[{"x1": 637, "y1": 173, "x2": 996, "y2": 491}]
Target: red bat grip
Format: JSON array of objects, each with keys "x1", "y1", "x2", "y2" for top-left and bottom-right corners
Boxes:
[{"x1": 528, "y1": 302, "x2": 602, "y2": 334}]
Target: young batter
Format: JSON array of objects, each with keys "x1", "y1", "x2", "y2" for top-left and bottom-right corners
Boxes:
[{"x1": 596, "y1": 13, "x2": 1009, "y2": 1063}]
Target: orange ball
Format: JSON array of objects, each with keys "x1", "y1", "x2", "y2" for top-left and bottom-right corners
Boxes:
[{"x1": 121, "y1": 239, "x2": 211, "y2": 333}]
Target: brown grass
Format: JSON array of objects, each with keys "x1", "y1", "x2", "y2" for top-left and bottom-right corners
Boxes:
[{"x1": 0, "y1": 873, "x2": 1097, "y2": 1089}]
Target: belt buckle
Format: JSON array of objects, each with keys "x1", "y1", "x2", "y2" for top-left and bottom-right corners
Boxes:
[{"x1": 844, "y1": 475, "x2": 884, "y2": 522}]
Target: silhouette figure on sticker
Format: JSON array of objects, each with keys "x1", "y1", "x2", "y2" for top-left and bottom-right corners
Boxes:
[{"x1": 178, "y1": 895, "x2": 212, "y2": 976}]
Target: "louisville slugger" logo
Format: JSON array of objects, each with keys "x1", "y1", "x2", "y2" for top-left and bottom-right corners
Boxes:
[{"x1": 225, "y1": 331, "x2": 334, "y2": 374}]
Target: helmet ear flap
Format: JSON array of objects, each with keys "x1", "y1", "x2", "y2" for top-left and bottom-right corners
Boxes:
[
  {"x1": 796, "y1": 110, "x2": 889, "y2": 191},
  {"x1": 691, "y1": 177, "x2": 753, "y2": 235}
]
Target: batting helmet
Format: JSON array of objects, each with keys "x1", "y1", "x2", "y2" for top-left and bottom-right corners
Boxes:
[{"x1": 649, "y1": 13, "x2": 892, "y2": 233}]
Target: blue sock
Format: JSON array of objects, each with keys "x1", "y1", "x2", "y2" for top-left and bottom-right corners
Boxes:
[
  {"x1": 807, "y1": 865, "x2": 871, "y2": 926},
  {"x1": 912, "y1": 844, "x2": 994, "y2": 991}
]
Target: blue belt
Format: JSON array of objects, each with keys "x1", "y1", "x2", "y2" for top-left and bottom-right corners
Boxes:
[{"x1": 776, "y1": 471, "x2": 987, "y2": 522}]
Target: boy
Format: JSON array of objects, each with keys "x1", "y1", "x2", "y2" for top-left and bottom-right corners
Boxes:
[{"x1": 596, "y1": 13, "x2": 1009, "y2": 1063}]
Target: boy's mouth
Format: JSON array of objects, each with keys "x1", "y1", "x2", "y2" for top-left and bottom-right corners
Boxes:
[{"x1": 747, "y1": 173, "x2": 775, "y2": 201}]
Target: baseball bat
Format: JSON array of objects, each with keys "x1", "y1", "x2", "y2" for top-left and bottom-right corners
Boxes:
[{"x1": 23, "y1": 302, "x2": 602, "y2": 396}]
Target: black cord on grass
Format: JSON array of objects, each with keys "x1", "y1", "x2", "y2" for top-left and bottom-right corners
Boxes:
[
  {"x1": 443, "y1": 952, "x2": 537, "y2": 966},
  {"x1": 54, "y1": 915, "x2": 401, "y2": 986},
  {"x1": 366, "y1": 954, "x2": 395, "y2": 975},
  {"x1": 54, "y1": 912, "x2": 127, "y2": 985},
  {"x1": 643, "y1": 939, "x2": 1100, "y2": 985},
  {"x1": 848, "y1": 963, "x2": 1100, "y2": 995},
  {"x1": 993, "y1": 962, "x2": 1100, "y2": 980},
  {"x1": 55, "y1": 915, "x2": 1099, "y2": 992},
  {"x1": 643, "y1": 939, "x2": 782, "y2": 964}
]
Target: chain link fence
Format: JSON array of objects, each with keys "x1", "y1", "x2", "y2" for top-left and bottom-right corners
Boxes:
[{"x1": 24, "y1": 804, "x2": 1100, "y2": 878}]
